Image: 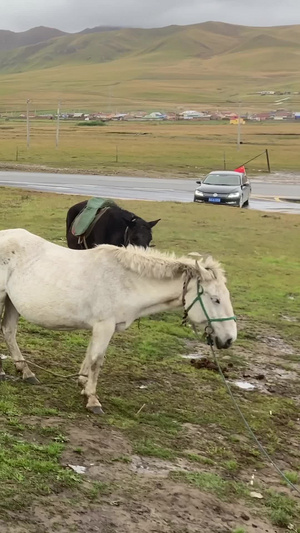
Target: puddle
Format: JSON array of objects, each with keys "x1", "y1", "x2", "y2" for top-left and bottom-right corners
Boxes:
[
  {"x1": 130, "y1": 456, "x2": 172, "y2": 477},
  {"x1": 233, "y1": 381, "x2": 256, "y2": 391},
  {"x1": 280, "y1": 314, "x2": 298, "y2": 323},
  {"x1": 271, "y1": 368, "x2": 299, "y2": 381},
  {"x1": 130, "y1": 455, "x2": 197, "y2": 478},
  {"x1": 258, "y1": 335, "x2": 295, "y2": 355},
  {"x1": 181, "y1": 353, "x2": 205, "y2": 360}
]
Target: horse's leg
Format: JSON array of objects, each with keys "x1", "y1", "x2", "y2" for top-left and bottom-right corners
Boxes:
[
  {"x1": 82, "y1": 319, "x2": 115, "y2": 414},
  {"x1": 1, "y1": 297, "x2": 39, "y2": 384},
  {"x1": 78, "y1": 355, "x2": 89, "y2": 388},
  {"x1": 77, "y1": 316, "x2": 115, "y2": 390},
  {"x1": 0, "y1": 293, "x2": 6, "y2": 380}
]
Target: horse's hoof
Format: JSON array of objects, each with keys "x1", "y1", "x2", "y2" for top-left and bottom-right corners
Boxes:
[
  {"x1": 24, "y1": 375, "x2": 40, "y2": 385},
  {"x1": 87, "y1": 405, "x2": 105, "y2": 415}
]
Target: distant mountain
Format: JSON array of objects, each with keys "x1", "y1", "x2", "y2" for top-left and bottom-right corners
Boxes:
[
  {"x1": 0, "y1": 26, "x2": 66, "y2": 51},
  {"x1": 0, "y1": 22, "x2": 299, "y2": 109},
  {"x1": 0, "y1": 21, "x2": 299, "y2": 74},
  {"x1": 79, "y1": 26, "x2": 122, "y2": 35}
]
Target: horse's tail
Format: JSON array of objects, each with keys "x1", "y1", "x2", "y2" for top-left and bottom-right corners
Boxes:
[
  {"x1": 66, "y1": 202, "x2": 87, "y2": 238},
  {"x1": 66, "y1": 208, "x2": 74, "y2": 237}
]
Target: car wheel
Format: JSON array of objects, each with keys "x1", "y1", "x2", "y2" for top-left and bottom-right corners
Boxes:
[{"x1": 244, "y1": 198, "x2": 249, "y2": 207}]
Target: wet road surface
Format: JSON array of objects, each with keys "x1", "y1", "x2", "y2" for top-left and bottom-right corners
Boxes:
[{"x1": 0, "y1": 170, "x2": 299, "y2": 214}]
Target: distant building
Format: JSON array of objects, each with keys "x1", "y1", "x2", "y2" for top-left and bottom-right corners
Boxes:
[
  {"x1": 144, "y1": 112, "x2": 167, "y2": 120},
  {"x1": 179, "y1": 110, "x2": 206, "y2": 120},
  {"x1": 251, "y1": 112, "x2": 272, "y2": 121},
  {"x1": 230, "y1": 118, "x2": 245, "y2": 125}
]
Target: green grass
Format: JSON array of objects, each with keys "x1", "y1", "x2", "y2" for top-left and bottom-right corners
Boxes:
[
  {"x1": 0, "y1": 430, "x2": 80, "y2": 510},
  {"x1": 84, "y1": 481, "x2": 112, "y2": 501},
  {"x1": 170, "y1": 470, "x2": 247, "y2": 499},
  {"x1": 266, "y1": 490, "x2": 300, "y2": 528},
  {"x1": 282, "y1": 470, "x2": 299, "y2": 485},
  {"x1": 0, "y1": 187, "x2": 299, "y2": 530},
  {"x1": 1, "y1": 118, "x2": 300, "y2": 173},
  {"x1": 77, "y1": 120, "x2": 106, "y2": 126}
]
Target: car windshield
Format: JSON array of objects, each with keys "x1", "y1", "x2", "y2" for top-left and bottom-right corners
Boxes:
[{"x1": 203, "y1": 173, "x2": 241, "y2": 186}]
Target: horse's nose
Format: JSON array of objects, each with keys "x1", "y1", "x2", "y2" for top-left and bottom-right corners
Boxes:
[
  {"x1": 216, "y1": 337, "x2": 232, "y2": 349},
  {"x1": 223, "y1": 338, "x2": 233, "y2": 349}
]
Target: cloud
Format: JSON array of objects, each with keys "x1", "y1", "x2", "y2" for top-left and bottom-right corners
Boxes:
[{"x1": 1, "y1": 0, "x2": 300, "y2": 33}]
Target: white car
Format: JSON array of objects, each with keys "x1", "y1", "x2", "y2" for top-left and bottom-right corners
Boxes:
[{"x1": 194, "y1": 170, "x2": 251, "y2": 208}]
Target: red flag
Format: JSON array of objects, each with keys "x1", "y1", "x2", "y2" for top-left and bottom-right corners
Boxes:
[{"x1": 234, "y1": 165, "x2": 245, "y2": 173}]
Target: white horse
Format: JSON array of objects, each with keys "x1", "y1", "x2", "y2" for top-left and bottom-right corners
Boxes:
[{"x1": 0, "y1": 229, "x2": 237, "y2": 414}]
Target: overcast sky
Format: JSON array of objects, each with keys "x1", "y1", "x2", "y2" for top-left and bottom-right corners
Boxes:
[{"x1": 1, "y1": 0, "x2": 299, "y2": 33}]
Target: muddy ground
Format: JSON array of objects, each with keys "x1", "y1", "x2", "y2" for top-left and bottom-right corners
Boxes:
[
  {"x1": 0, "y1": 419, "x2": 287, "y2": 533},
  {"x1": 1, "y1": 161, "x2": 300, "y2": 184},
  {"x1": 1, "y1": 325, "x2": 299, "y2": 533}
]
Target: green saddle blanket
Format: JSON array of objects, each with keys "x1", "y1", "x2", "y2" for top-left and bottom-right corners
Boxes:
[{"x1": 72, "y1": 197, "x2": 117, "y2": 237}]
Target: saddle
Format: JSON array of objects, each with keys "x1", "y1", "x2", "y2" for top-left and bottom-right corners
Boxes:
[{"x1": 71, "y1": 197, "x2": 117, "y2": 240}]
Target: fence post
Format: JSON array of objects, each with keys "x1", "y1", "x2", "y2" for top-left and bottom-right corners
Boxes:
[{"x1": 266, "y1": 149, "x2": 271, "y2": 173}]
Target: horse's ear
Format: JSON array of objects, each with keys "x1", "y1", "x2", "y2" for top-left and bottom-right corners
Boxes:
[
  {"x1": 187, "y1": 252, "x2": 211, "y2": 280},
  {"x1": 188, "y1": 252, "x2": 202, "y2": 260},
  {"x1": 122, "y1": 215, "x2": 136, "y2": 226},
  {"x1": 148, "y1": 219, "x2": 160, "y2": 228},
  {"x1": 127, "y1": 216, "x2": 137, "y2": 228}
]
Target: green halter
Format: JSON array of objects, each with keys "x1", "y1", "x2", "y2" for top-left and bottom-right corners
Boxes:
[{"x1": 185, "y1": 279, "x2": 236, "y2": 325}]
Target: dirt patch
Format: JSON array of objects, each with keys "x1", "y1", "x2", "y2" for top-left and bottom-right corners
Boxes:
[
  {"x1": 26, "y1": 484, "x2": 278, "y2": 533},
  {"x1": 0, "y1": 161, "x2": 196, "y2": 180},
  {"x1": 185, "y1": 330, "x2": 300, "y2": 399},
  {"x1": 3, "y1": 464, "x2": 278, "y2": 533},
  {"x1": 7, "y1": 417, "x2": 300, "y2": 532},
  {"x1": 1, "y1": 329, "x2": 299, "y2": 532},
  {"x1": 62, "y1": 422, "x2": 133, "y2": 465},
  {"x1": 0, "y1": 419, "x2": 286, "y2": 533},
  {"x1": 1, "y1": 162, "x2": 300, "y2": 184},
  {"x1": 257, "y1": 334, "x2": 295, "y2": 356}
]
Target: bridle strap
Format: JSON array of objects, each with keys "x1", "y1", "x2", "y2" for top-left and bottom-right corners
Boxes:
[
  {"x1": 124, "y1": 226, "x2": 130, "y2": 246},
  {"x1": 182, "y1": 271, "x2": 193, "y2": 306},
  {"x1": 185, "y1": 278, "x2": 236, "y2": 325},
  {"x1": 181, "y1": 271, "x2": 193, "y2": 326}
]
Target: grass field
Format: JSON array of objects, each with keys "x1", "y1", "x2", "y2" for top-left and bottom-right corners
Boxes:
[
  {"x1": 1, "y1": 118, "x2": 300, "y2": 175},
  {"x1": 0, "y1": 187, "x2": 299, "y2": 532}
]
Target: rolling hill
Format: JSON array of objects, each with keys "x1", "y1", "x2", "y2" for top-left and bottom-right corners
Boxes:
[
  {"x1": 0, "y1": 26, "x2": 66, "y2": 51},
  {"x1": 0, "y1": 21, "x2": 299, "y2": 111}
]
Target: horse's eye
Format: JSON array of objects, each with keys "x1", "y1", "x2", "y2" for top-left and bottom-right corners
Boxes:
[{"x1": 211, "y1": 297, "x2": 220, "y2": 304}]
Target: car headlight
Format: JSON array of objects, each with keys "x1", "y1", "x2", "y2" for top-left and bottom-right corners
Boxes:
[
  {"x1": 227, "y1": 192, "x2": 240, "y2": 198},
  {"x1": 195, "y1": 190, "x2": 204, "y2": 197}
]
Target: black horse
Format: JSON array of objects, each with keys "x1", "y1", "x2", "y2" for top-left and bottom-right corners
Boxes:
[{"x1": 66, "y1": 199, "x2": 160, "y2": 249}]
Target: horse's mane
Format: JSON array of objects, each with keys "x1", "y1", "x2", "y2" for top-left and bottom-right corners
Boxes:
[{"x1": 97, "y1": 245, "x2": 226, "y2": 283}]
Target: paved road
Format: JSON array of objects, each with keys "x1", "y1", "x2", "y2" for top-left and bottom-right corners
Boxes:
[{"x1": 0, "y1": 170, "x2": 300, "y2": 214}]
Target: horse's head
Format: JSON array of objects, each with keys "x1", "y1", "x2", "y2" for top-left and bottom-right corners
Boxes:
[
  {"x1": 125, "y1": 216, "x2": 160, "y2": 248},
  {"x1": 183, "y1": 254, "x2": 237, "y2": 350}
]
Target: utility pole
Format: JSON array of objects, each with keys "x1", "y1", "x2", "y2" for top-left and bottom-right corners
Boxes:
[
  {"x1": 237, "y1": 101, "x2": 241, "y2": 150},
  {"x1": 26, "y1": 99, "x2": 30, "y2": 149},
  {"x1": 108, "y1": 86, "x2": 111, "y2": 113},
  {"x1": 56, "y1": 101, "x2": 61, "y2": 148}
]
